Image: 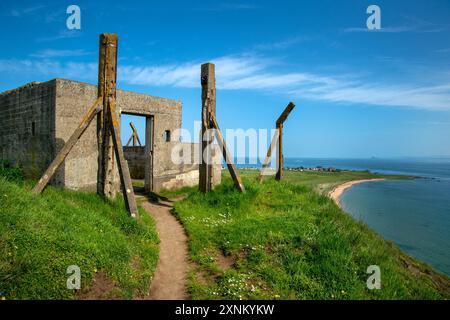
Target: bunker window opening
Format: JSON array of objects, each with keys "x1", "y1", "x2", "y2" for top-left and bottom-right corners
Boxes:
[
  {"x1": 164, "y1": 130, "x2": 171, "y2": 142},
  {"x1": 31, "y1": 122, "x2": 36, "y2": 136}
]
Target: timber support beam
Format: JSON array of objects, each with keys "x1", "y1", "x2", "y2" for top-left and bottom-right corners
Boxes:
[
  {"x1": 199, "y1": 63, "x2": 216, "y2": 193},
  {"x1": 259, "y1": 102, "x2": 296, "y2": 182}
]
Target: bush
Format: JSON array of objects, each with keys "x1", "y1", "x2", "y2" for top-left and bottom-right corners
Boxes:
[{"x1": 0, "y1": 160, "x2": 24, "y2": 183}]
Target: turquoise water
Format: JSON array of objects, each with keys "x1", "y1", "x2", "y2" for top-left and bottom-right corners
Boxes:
[
  {"x1": 238, "y1": 157, "x2": 450, "y2": 275},
  {"x1": 341, "y1": 177, "x2": 450, "y2": 276}
]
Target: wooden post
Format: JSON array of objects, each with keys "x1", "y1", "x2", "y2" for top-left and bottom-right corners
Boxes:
[
  {"x1": 108, "y1": 98, "x2": 139, "y2": 218},
  {"x1": 259, "y1": 102, "x2": 296, "y2": 182},
  {"x1": 132, "y1": 122, "x2": 142, "y2": 146},
  {"x1": 32, "y1": 33, "x2": 138, "y2": 218},
  {"x1": 97, "y1": 33, "x2": 119, "y2": 199},
  {"x1": 32, "y1": 98, "x2": 103, "y2": 194},
  {"x1": 126, "y1": 122, "x2": 142, "y2": 147},
  {"x1": 199, "y1": 63, "x2": 216, "y2": 193},
  {"x1": 209, "y1": 113, "x2": 245, "y2": 193},
  {"x1": 275, "y1": 123, "x2": 283, "y2": 180},
  {"x1": 275, "y1": 102, "x2": 295, "y2": 180}
]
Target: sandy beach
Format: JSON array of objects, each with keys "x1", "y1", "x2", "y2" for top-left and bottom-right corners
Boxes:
[{"x1": 328, "y1": 179, "x2": 386, "y2": 208}]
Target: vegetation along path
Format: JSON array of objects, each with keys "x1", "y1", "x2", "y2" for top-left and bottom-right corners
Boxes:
[{"x1": 140, "y1": 197, "x2": 189, "y2": 300}]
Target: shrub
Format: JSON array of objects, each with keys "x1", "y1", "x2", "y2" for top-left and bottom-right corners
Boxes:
[{"x1": 0, "y1": 160, "x2": 24, "y2": 183}]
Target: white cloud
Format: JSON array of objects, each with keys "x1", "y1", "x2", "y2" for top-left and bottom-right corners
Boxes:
[
  {"x1": 343, "y1": 26, "x2": 415, "y2": 33},
  {"x1": 344, "y1": 16, "x2": 446, "y2": 34},
  {"x1": 193, "y1": 2, "x2": 259, "y2": 12},
  {"x1": 35, "y1": 30, "x2": 82, "y2": 43},
  {"x1": 10, "y1": 5, "x2": 45, "y2": 17},
  {"x1": 0, "y1": 59, "x2": 97, "y2": 80},
  {"x1": 292, "y1": 82, "x2": 450, "y2": 111},
  {"x1": 30, "y1": 49, "x2": 91, "y2": 58},
  {"x1": 1, "y1": 54, "x2": 449, "y2": 111}
]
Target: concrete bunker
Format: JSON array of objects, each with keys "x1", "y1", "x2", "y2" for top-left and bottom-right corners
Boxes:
[{"x1": 0, "y1": 78, "x2": 221, "y2": 192}]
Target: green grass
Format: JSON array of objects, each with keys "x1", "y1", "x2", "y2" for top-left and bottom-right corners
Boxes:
[
  {"x1": 241, "y1": 169, "x2": 414, "y2": 194},
  {"x1": 0, "y1": 178, "x2": 159, "y2": 300},
  {"x1": 173, "y1": 171, "x2": 449, "y2": 300},
  {"x1": 0, "y1": 160, "x2": 24, "y2": 184}
]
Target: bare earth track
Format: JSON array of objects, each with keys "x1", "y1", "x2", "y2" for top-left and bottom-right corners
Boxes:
[{"x1": 141, "y1": 198, "x2": 189, "y2": 300}]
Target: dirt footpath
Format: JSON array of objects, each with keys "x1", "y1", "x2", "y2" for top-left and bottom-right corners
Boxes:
[{"x1": 141, "y1": 199, "x2": 189, "y2": 300}]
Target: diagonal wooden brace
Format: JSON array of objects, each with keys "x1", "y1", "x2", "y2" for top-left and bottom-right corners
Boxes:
[
  {"x1": 259, "y1": 102, "x2": 296, "y2": 182},
  {"x1": 126, "y1": 122, "x2": 142, "y2": 147},
  {"x1": 258, "y1": 129, "x2": 280, "y2": 183},
  {"x1": 32, "y1": 97, "x2": 103, "y2": 194},
  {"x1": 209, "y1": 112, "x2": 245, "y2": 193},
  {"x1": 108, "y1": 98, "x2": 139, "y2": 218}
]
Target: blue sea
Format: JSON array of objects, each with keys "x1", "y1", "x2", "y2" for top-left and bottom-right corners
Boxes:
[{"x1": 238, "y1": 157, "x2": 450, "y2": 276}]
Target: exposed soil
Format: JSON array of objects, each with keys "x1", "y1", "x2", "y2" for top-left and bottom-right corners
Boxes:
[
  {"x1": 216, "y1": 253, "x2": 236, "y2": 271},
  {"x1": 141, "y1": 198, "x2": 189, "y2": 300},
  {"x1": 77, "y1": 272, "x2": 119, "y2": 300}
]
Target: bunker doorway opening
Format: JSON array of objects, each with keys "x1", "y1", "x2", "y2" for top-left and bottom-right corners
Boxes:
[{"x1": 121, "y1": 113, "x2": 154, "y2": 193}]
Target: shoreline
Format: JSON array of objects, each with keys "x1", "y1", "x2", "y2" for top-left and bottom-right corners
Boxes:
[{"x1": 328, "y1": 178, "x2": 386, "y2": 208}]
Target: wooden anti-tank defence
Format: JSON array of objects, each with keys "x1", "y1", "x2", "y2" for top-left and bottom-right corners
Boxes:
[
  {"x1": 259, "y1": 102, "x2": 296, "y2": 182},
  {"x1": 199, "y1": 63, "x2": 245, "y2": 193},
  {"x1": 32, "y1": 33, "x2": 138, "y2": 218}
]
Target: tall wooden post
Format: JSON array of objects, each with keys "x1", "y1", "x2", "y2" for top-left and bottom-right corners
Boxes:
[
  {"x1": 32, "y1": 33, "x2": 138, "y2": 218},
  {"x1": 97, "y1": 33, "x2": 119, "y2": 199},
  {"x1": 275, "y1": 123, "x2": 283, "y2": 180},
  {"x1": 199, "y1": 63, "x2": 216, "y2": 193}
]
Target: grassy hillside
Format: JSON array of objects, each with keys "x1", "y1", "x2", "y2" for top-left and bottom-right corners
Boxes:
[
  {"x1": 0, "y1": 177, "x2": 159, "y2": 300},
  {"x1": 172, "y1": 171, "x2": 449, "y2": 299},
  {"x1": 240, "y1": 169, "x2": 414, "y2": 194}
]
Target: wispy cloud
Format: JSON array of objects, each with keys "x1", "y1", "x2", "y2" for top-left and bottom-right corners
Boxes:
[
  {"x1": 1, "y1": 54, "x2": 449, "y2": 111},
  {"x1": 344, "y1": 16, "x2": 446, "y2": 34},
  {"x1": 193, "y1": 2, "x2": 259, "y2": 12},
  {"x1": 252, "y1": 36, "x2": 310, "y2": 51},
  {"x1": 343, "y1": 26, "x2": 415, "y2": 33},
  {"x1": 435, "y1": 48, "x2": 450, "y2": 54},
  {"x1": 0, "y1": 59, "x2": 97, "y2": 81},
  {"x1": 10, "y1": 4, "x2": 45, "y2": 17},
  {"x1": 35, "y1": 30, "x2": 82, "y2": 43},
  {"x1": 292, "y1": 82, "x2": 450, "y2": 111},
  {"x1": 30, "y1": 49, "x2": 92, "y2": 58}
]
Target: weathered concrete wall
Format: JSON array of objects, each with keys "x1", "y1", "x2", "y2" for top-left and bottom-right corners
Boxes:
[
  {"x1": 0, "y1": 81, "x2": 56, "y2": 179},
  {"x1": 0, "y1": 78, "x2": 222, "y2": 192},
  {"x1": 54, "y1": 79, "x2": 99, "y2": 190},
  {"x1": 124, "y1": 141, "x2": 222, "y2": 190},
  {"x1": 124, "y1": 146, "x2": 145, "y2": 179},
  {"x1": 159, "y1": 142, "x2": 222, "y2": 190},
  {"x1": 53, "y1": 78, "x2": 185, "y2": 192}
]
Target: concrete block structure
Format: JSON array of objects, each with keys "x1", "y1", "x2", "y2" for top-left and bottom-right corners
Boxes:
[{"x1": 0, "y1": 78, "x2": 221, "y2": 192}]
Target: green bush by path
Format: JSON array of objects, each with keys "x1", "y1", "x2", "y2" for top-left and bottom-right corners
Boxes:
[
  {"x1": 0, "y1": 179, "x2": 159, "y2": 300},
  {"x1": 0, "y1": 161, "x2": 24, "y2": 184},
  {"x1": 174, "y1": 171, "x2": 449, "y2": 300}
]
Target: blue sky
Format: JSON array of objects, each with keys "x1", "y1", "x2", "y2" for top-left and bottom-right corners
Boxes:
[{"x1": 1, "y1": 0, "x2": 450, "y2": 158}]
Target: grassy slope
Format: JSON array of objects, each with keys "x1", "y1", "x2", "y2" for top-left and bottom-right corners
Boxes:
[
  {"x1": 0, "y1": 179, "x2": 159, "y2": 300},
  {"x1": 173, "y1": 170, "x2": 449, "y2": 300},
  {"x1": 242, "y1": 169, "x2": 414, "y2": 194}
]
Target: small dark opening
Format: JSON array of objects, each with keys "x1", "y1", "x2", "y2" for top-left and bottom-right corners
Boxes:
[
  {"x1": 31, "y1": 122, "x2": 36, "y2": 136},
  {"x1": 164, "y1": 130, "x2": 171, "y2": 142}
]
